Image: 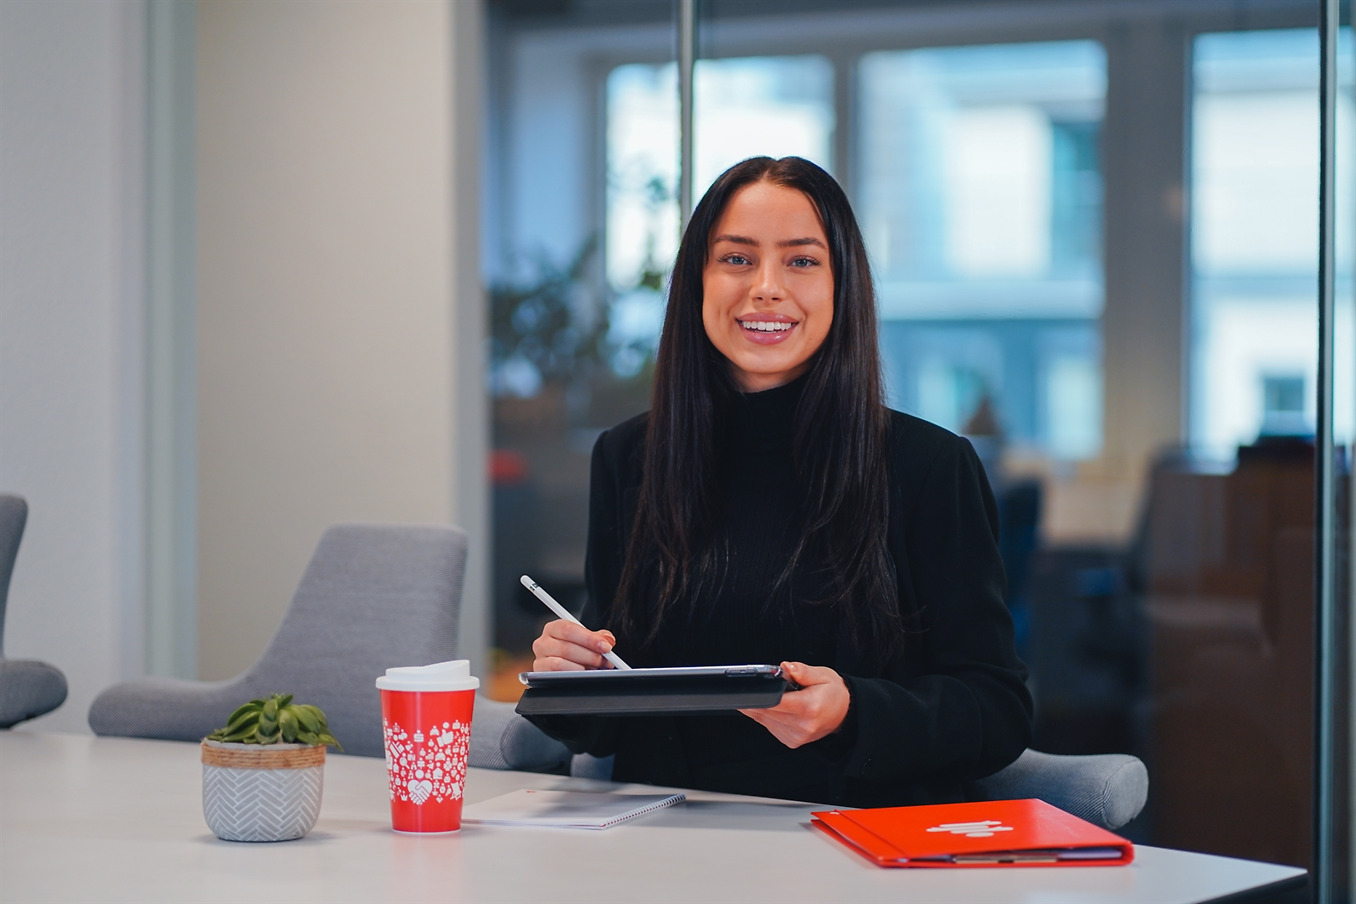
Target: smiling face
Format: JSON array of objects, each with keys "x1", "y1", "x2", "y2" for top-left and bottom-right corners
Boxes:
[{"x1": 701, "y1": 180, "x2": 834, "y2": 393}]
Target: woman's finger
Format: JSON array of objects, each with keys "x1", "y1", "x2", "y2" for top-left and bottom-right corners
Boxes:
[
  {"x1": 781, "y1": 661, "x2": 834, "y2": 687},
  {"x1": 531, "y1": 619, "x2": 616, "y2": 671},
  {"x1": 541, "y1": 618, "x2": 614, "y2": 650},
  {"x1": 532, "y1": 655, "x2": 590, "y2": 672}
]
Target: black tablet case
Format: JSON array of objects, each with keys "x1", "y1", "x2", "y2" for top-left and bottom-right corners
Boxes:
[{"x1": 514, "y1": 670, "x2": 790, "y2": 716}]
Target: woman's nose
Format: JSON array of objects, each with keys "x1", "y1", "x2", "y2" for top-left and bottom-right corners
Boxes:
[{"x1": 752, "y1": 262, "x2": 784, "y2": 302}]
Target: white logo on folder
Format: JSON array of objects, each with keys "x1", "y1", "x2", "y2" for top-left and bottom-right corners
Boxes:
[{"x1": 926, "y1": 820, "x2": 1016, "y2": 838}]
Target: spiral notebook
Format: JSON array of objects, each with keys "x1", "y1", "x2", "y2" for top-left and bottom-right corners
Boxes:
[{"x1": 462, "y1": 788, "x2": 685, "y2": 829}]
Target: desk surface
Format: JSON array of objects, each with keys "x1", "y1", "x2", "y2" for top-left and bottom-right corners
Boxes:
[{"x1": 0, "y1": 732, "x2": 1304, "y2": 904}]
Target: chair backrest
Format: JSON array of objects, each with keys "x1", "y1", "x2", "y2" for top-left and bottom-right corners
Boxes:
[
  {"x1": 0, "y1": 494, "x2": 30, "y2": 655},
  {"x1": 239, "y1": 523, "x2": 468, "y2": 757},
  {"x1": 0, "y1": 493, "x2": 69, "y2": 727}
]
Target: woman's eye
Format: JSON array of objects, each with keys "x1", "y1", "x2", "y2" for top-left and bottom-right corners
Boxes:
[
  {"x1": 789, "y1": 256, "x2": 820, "y2": 268},
  {"x1": 721, "y1": 254, "x2": 751, "y2": 266}
]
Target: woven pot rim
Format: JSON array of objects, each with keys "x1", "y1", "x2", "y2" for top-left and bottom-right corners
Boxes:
[
  {"x1": 201, "y1": 738, "x2": 318, "y2": 750},
  {"x1": 201, "y1": 738, "x2": 326, "y2": 770}
]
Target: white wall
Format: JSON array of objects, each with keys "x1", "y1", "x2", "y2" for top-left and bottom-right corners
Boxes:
[
  {"x1": 0, "y1": 0, "x2": 147, "y2": 732},
  {"x1": 0, "y1": 0, "x2": 489, "y2": 733},
  {"x1": 195, "y1": 0, "x2": 487, "y2": 680}
]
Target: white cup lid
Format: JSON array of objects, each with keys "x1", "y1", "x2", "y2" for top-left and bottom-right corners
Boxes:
[{"x1": 376, "y1": 659, "x2": 480, "y2": 692}]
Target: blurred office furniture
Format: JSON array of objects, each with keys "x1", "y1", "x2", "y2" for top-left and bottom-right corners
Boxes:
[
  {"x1": 569, "y1": 746, "x2": 1148, "y2": 832},
  {"x1": 488, "y1": 437, "x2": 593, "y2": 663},
  {"x1": 0, "y1": 494, "x2": 69, "y2": 728},
  {"x1": 87, "y1": 522, "x2": 563, "y2": 770},
  {"x1": 997, "y1": 477, "x2": 1043, "y2": 653},
  {"x1": 1138, "y1": 438, "x2": 1325, "y2": 868},
  {"x1": 490, "y1": 449, "x2": 548, "y2": 654},
  {"x1": 1026, "y1": 541, "x2": 1147, "y2": 759}
]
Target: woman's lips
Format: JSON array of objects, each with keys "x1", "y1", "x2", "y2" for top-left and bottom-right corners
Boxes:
[{"x1": 737, "y1": 318, "x2": 797, "y2": 345}]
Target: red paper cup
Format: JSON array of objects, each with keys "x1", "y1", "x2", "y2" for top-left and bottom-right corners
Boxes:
[{"x1": 377, "y1": 660, "x2": 480, "y2": 833}]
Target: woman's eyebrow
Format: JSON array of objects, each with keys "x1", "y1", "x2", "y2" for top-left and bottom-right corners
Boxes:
[
  {"x1": 709, "y1": 234, "x2": 827, "y2": 249},
  {"x1": 710, "y1": 233, "x2": 756, "y2": 246}
]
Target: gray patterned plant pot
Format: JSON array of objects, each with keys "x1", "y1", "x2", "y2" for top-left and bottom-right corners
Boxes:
[{"x1": 201, "y1": 739, "x2": 325, "y2": 842}]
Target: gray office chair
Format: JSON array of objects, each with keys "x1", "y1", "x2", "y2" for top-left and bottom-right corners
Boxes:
[
  {"x1": 470, "y1": 697, "x2": 572, "y2": 771},
  {"x1": 970, "y1": 748, "x2": 1147, "y2": 830},
  {"x1": 0, "y1": 494, "x2": 69, "y2": 728},
  {"x1": 87, "y1": 522, "x2": 566, "y2": 771},
  {"x1": 568, "y1": 747, "x2": 1148, "y2": 832}
]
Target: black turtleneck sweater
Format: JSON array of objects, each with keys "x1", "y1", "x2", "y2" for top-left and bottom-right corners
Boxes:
[{"x1": 527, "y1": 377, "x2": 1032, "y2": 808}]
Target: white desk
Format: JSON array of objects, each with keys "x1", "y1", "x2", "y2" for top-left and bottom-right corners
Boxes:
[{"x1": 0, "y1": 732, "x2": 1304, "y2": 903}]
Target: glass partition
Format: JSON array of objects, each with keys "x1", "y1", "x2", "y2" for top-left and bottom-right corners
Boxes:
[
  {"x1": 1137, "y1": 24, "x2": 1353, "y2": 870},
  {"x1": 484, "y1": 0, "x2": 1347, "y2": 877},
  {"x1": 483, "y1": 1, "x2": 676, "y2": 696},
  {"x1": 1328, "y1": 3, "x2": 1354, "y2": 897}
]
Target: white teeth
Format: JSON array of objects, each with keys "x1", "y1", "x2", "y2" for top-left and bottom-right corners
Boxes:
[{"x1": 739, "y1": 320, "x2": 794, "y2": 332}]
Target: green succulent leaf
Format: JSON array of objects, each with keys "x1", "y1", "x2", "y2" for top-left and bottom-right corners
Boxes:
[
  {"x1": 293, "y1": 705, "x2": 321, "y2": 734},
  {"x1": 221, "y1": 711, "x2": 259, "y2": 736},
  {"x1": 279, "y1": 709, "x2": 299, "y2": 742},
  {"x1": 225, "y1": 701, "x2": 259, "y2": 725},
  {"x1": 306, "y1": 706, "x2": 333, "y2": 733}
]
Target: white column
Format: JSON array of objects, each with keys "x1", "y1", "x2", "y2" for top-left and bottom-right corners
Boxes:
[
  {"x1": 1100, "y1": 19, "x2": 1190, "y2": 481},
  {"x1": 195, "y1": 0, "x2": 486, "y2": 680}
]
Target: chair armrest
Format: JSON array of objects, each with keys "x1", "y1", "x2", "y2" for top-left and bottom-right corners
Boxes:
[
  {"x1": 972, "y1": 748, "x2": 1148, "y2": 830},
  {"x1": 469, "y1": 698, "x2": 571, "y2": 772},
  {"x1": 0, "y1": 659, "x2": 69, "y2": 728}
]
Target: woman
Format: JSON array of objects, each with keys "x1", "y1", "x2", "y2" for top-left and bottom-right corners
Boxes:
[{"x1": 528, "y1": 156, "x2": 1032, "y2": 808}]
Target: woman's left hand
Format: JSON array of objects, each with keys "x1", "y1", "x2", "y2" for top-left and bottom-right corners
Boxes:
[{"x1": 740, "y1": 661, "x2": 850, "y2": 749}]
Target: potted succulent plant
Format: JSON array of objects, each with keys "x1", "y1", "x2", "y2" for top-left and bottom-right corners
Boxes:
[{"x1": 200, "y1": 694, "x2": 343, "y2": 842}]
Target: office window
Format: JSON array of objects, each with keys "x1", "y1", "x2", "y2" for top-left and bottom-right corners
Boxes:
[
  {"x1": 1189, "y1": 29, "x2": 1355, "y2": 456},
  {"x1": 858, "y1": 41, "x2": 1106, "y2": 460},
  {"x1": 1260, "y1": 373, "x2": 1308, "y2": 435}
]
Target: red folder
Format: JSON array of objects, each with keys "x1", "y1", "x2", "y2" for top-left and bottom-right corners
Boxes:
[{"x1": 811, "y1": 798, "x2": 1134, "y2": 868}]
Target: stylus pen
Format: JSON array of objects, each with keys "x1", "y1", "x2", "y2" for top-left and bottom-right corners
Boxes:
[{"x1": 520, "y1": 574, "x2": 632, "y2": 670}]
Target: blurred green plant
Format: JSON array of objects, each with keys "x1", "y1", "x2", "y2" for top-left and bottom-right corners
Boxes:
[
  {"x1": 489, "y1": 235, "x2": 659, "y2": 397},
  {"x1": 489, "y1": 237, "x2": 609, "y2": 390}
]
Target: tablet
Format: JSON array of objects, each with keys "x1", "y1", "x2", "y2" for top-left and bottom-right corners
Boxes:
[{"x1": 514, "y1": 664, "x2": 793, "y2": 716}]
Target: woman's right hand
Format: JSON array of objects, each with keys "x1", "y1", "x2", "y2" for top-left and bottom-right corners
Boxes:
[{"x1": 531, "y1": 619, "x2": 619, "y2": 671}]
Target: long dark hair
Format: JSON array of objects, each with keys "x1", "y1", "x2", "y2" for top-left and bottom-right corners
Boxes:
[{"x1": 612, "y1": 156, "x2": 902, "y2": 666}]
